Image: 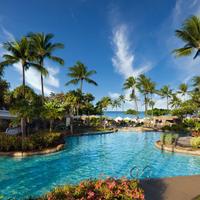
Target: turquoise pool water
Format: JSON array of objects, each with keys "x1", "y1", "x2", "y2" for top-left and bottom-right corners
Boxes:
[{"x1": 1, "y1": 131, "x2": 200, "y2": 199}]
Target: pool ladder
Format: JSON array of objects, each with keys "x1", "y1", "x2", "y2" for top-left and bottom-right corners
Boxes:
[{"x1": 130, "y1": 165, "x2": 152, "y2": 179}]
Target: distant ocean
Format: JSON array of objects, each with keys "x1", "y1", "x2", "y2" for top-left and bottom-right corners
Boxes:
[{"x1": 104, "y1": 111, "x2": 145, "y2": 119}]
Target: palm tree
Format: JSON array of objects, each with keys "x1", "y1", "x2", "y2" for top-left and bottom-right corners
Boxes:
[
  {"x1": 160, "y1": 85, "x2": 172, "y2": 110},
  {"x1": 66, "y1": 61, "x2": 97, "y2": 92},
  {"x1": 118, "y1": 95, "x2": 126, "y2": 112},
  {"x1": 148, "y1": 99, "x2": 155, "y2": 116},
  {"x1": 111, "y1": 99, "x2": 121, "y2": 112},
  {"x1": 123, "y1": 76, "x2": 138, "y2": 111},
  {"x1": 137, "y1": 74, "x2": 152, "y2": 114},
  {"x1": 169, "y1": 94, "x2": 182, "y2": 109},
  {"x1": 178, "y1": 83, "x2": 188, "y2": 100},
  {"x1": 192, "y1": 76, "x2": 200, "y2": 92},
  {"x1": 0, "y1": 37, "x2": 32, "y2": 94},
  {"x1": 96, "y1": 96, "x2": 111, "y2": 114},
  {"x1": 173, "y1": 16, "x2": 200, "y2": 60},
  {"x1": 28, "y1": 32, "x2": 64, "y2": 100},
  {"x1": 0, "y1": 37, "x2": 33, "y2": 137}
]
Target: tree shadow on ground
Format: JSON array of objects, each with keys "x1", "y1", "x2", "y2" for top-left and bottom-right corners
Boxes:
[{"x1": 140, "y1": 178, "x2": 167, "y2": 200}]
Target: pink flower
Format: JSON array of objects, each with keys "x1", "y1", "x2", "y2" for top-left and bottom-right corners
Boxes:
[
  {"x1": 87, "y1": 191, "x2": 95, "y2": 199},
  {"x1": 107, "y1": 181, "x2": 116, "y2": 190}
]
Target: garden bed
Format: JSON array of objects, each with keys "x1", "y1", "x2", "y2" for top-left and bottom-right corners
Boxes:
[
  {"x1": 155, "y1": 140, "x2": 200, "y2": 156},
  {"x1": 0, "y1": 132, "x2": 65, "y2": 157},
  {"x1": 32, "y1": 178, "x2": 144, "y2": 200}
]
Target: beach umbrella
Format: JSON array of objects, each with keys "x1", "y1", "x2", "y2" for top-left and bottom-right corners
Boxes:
[
  {"x1": 115, "y1": 116, "x2": 123, "y2": 122},
  {"x1": 124, "y1": 117, "x2": 131, "y2": 121}
]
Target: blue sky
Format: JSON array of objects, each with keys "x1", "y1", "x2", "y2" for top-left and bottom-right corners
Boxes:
[{"x1": 0, "y1": 0, "x2": 200, "y2": 110}]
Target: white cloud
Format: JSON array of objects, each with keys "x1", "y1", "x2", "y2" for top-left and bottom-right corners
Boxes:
[
  {"x1": 1, "y1": 26, "x2": 15, "y2": 41},
  {"x1": 13, "y1": 62, "x2": 60, "y2": 95},
  {"x1": 110, "y1": 23, "x2": 152, "y2": 111},
  {"x1": 111, "y1": 24, "x2": 151, "y2": 79},
  {"x1": 108, "y1": 92, "x2": 120, "y2": 99}
]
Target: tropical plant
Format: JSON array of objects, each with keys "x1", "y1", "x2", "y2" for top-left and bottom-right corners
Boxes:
[
  {"x1": 161, "y1": 133, "x2": 178, "y2": 145},
  {"x1": 160, "y1": 85, "x2": 172, "y2": 110},
  {"x1": 0, "y1": 79, "x2": 9, "y2": 109},
  {"x1": 42, "y1": 98, "x2": 65, "y2": 132},
  {"x1": 193, "y1": 76, "x2": 200, "y2": 92},
  {"x1": 111, "y1": 99, "x2": 121, "y2": 112},
  {"x1": 123, "y1": 76, "x2": 138, "y2": 111},
  {"x1": 137, "y1": 74, "x2": 152, "y2": 114},
  {"x1": 35, "y1": 178, "x2": 144, "y2": 200},
  {"x1": 191, "y1": 137, "x2": 200, "y2": 148},
  {"x1": 173, "y1": 16, "x2": 200, "y2": 60},
  {"x1": 96, "y1": 96, "x2": 112, "y2": 114},
  {"x1": 169, "y1": 93, "x2": 182, "y2": 109},
  {"x1": 118, "y1": 95, "x2": 126, "y2": 111},
  {"x1": 125, "y1": 109, "x2": 139, "y2": 116},
  {"x1": 178, "y1": 83, "x2": 188, "y2": 100},
  {"x1": 0, "y1": 37, "x2": 32, "y2": 95},
  {"x1": 66, "y1": 61, "x2": 97, "y2": 92},
  {"x1": 64, "y1": 89, "x2": 84, "y2": 116},
  {"x1": 28, "y1": 32, "x2": 64, "y2": 100},
  {"x1": 146, "y1": 108, "x2": 170, "y2": 116},
  {"x1": 148, "y1": 99, "x2": 155, "y2": 116},
  {"x1": 0, "y1": 132, "x2": 63, "y2": 151}
]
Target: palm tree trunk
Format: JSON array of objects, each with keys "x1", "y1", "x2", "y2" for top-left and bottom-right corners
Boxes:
[
  {"x1": 41, "y1": 73, "x2": 44, "y2": 101},
  {"x1": 22, "y1": 64, "x2": 26, "y2": 96},
  {"x1": 50, "y1": 119, "x2": 53, "y2": 132},
  {"x1": 40, "y1": 59, "x2": 45, "y2": 102},
  {"x1": 21, "y1": 63, "x2": 26, "y2": 147},
  {"x1": 167, "y1": 96, "x2": 169, "y2": 110},
  {"x1": 144, "y1": 94, "x2": 148, "y2": 115},
  {"x1": 134, "y1": 99, "x2": 138, "y2": 112},
  {"x1": 80, "y1": 79, "x2": 83, "y2": 92}
]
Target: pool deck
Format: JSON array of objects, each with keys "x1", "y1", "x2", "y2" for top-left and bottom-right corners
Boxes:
[{"x1": 141, "y1": 175, "x2": 200, "y2": 200}]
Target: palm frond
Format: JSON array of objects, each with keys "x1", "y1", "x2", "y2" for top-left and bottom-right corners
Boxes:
[
  {"x1": 65, "y1": 79, "x2": 80, "y2": 86},
  {"x1": 173, "y1": 47, "x2": 193, "y2": 57},
  {"x1": 48, "y1": 55, "x2": 64, "y2": 65},
  {"x1": 85, "y1": 78, "x2": 98, "y2": 86}
]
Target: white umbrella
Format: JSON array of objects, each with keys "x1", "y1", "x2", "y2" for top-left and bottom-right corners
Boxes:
[
  {"x1": 124, "y1": 117, "x2": 131, "y2": 121},
  {"x1": 115, "y1": 116, "x2": 123, "y2": 122}
]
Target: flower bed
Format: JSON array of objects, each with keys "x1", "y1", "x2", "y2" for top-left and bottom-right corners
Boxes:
[
  {"x1": 34, "y1": 178, "x2": 144, "y2": 200},
  {"x1": 0, "y1": 132, "x2": 64, "y2": 152}
]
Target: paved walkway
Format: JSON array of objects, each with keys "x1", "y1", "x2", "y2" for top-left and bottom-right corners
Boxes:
[{"x1": 140, "y1": 175, "x2": 200, "y2": 200}]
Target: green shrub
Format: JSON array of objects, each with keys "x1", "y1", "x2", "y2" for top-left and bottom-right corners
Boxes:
[
  {"x1": 190, "y1": 137, "x2": 200, "y2": 148},
  {"x1": 35, "y1": 178, "x2": 144, "y2": 200},
  {"x1": 161, "y1": 124, "x2": 187, "y2": 132},
  {"x1": 0, "y1": 132, "x2": 64, "y2": 152},
  {"x1": 161, "y1": 133, "x2": 178, "y2": 145},
  {"x1": 183, "y1": 118, "x2": 197, "y2": 129}
]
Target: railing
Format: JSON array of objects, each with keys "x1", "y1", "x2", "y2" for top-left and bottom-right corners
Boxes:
[{"x1": 130, "y1": 165, "x2": 152, "y2": 179}]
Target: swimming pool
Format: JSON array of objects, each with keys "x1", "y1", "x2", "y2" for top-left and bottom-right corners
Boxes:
[{"x1": 1, "y1": 131, "x2": 200, "y2": 199}]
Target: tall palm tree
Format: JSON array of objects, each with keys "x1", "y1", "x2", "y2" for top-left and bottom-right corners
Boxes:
[
  {"x1": 160, "y1": 85, "x2": 172, "y2": 110},
  {"x1": 111, "y1": 99, "x2": 121, "y2": 112},
  {"x1": 169, "y1": 94, "x2": 182, "y2": 109},
  {"x1": 0, "y1": 37, "x2": 32, "y2": 94},
  {"x1": 118, "y1": 95, "x2": 126, "y2": 111},
  {"x1": 96, "y1": 96, "x2": 111, "y2": 115},
  {"x1": 66, "y1": 61, "x2": 97, "y2": 92},
  {"x1": 192, "y1": 76, "x2": 200, "y2": 92},
  {"x1": 123, "y1": 76, "x2": 138, "y2": 111},
  {"x1": 173, "y1": 16, "x2": 200, "y2": 60},
  {"x1": 28, "y1": 32, "x2": 64, "y2": 100},
  {"x1": 0, "y1": 37, "x2": 33, "y2": 146},
  {"x1": 148, "y1": 99, "x2": 155, "y2": 116},
  {"x1": 136, "y1": 74, "x2": 152, "y2": 114},
  {"x1": 178, "y1": 83, "x2": 188, "y2": 100}
]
